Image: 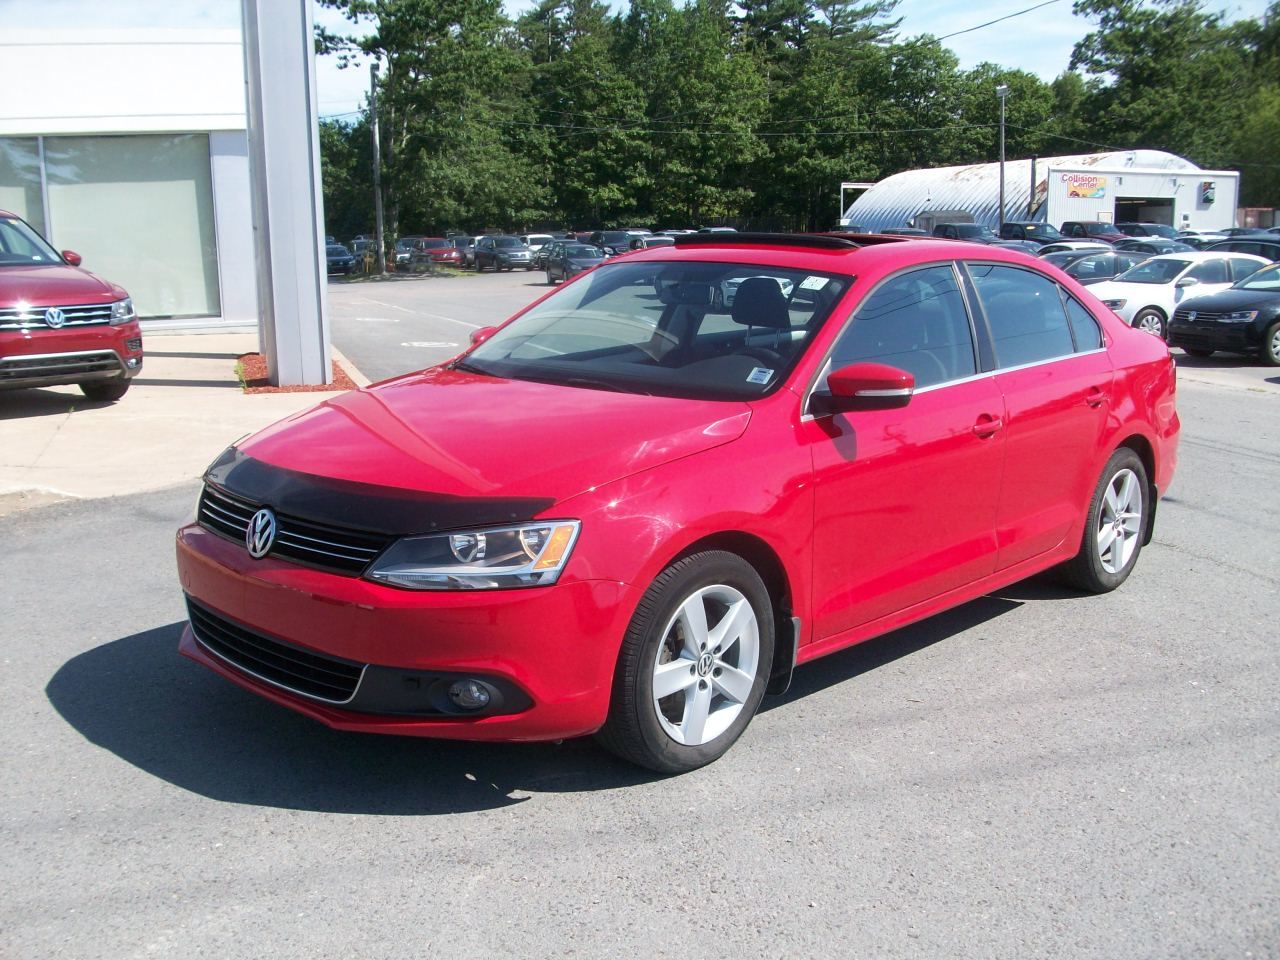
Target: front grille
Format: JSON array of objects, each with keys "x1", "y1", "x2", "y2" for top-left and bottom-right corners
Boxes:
[
  {"x1": 198, "y1": 483, "x2": 393, "y2": 575},
  {"x1": 0, "y1": 350, "x2": 122, "y2": 381},
  {"x1": 0, "y1": 302, "x2": 114, "y2": 330},
  {"x1": 1173, "y1": 308, "x2": 1227, "y2": 323},
  {"x1": 187, "y1": 598, "x2": 365, "y2": 703}
]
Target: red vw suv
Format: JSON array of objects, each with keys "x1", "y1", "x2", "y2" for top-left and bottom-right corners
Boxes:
[
  {"x1": 0, "y1": 211, "x2": 141, "y2": 401},
  {"x1": 176, "y1": 234, "x2": 1179, "y2": 773}
]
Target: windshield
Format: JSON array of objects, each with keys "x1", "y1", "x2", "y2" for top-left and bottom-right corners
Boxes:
[
  {"x1": 1143, "y1": 224, "x2": 1178, "y2": 239},
  {"x1": 563, "y1": 244, "x2": 600, "y2": 258},
  {"x1": 1115, "y1": 258, "x2": 1190, "y2": 284},
  {"x1": 1024, "y1": 224, "x2": 1063, "y2": 240},
  {"x1": 1236, "y1": 263, "x2": 1280, "y2": 290},
  {"x1": 955, "y1": 225, "x2": 995, "y2": 238},
  {"x1": 0, "y1": 216, "x2": 62, "y2": 266},
  {"x1": 1084, "y1": 223, "x2": 1118, "y2": 236},
  {"x1": 459, "y1": 260, "x2": 850, "y2": 401},
  {"x1": 326, "y1": 245, "x2": 350, "y2": 256},
  {"x1": 421, "y1": 239, "x2": 448, "y2": 249},
  {"x1": 495, "y1": 237, "x2": 524, "y2": 248},
  {"x1": 395, "y1": 240, "x2": 414, "y2": 250}
]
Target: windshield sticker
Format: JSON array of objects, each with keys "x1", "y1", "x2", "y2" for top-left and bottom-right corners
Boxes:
[
  {"x1": 798, "y1": 276, "x2": 829, "y2": 291},
  {"x1": 746, "y1": 367, "x2": 774, "y2": 385}
]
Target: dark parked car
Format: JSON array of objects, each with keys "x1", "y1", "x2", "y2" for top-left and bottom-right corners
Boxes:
[
  {"x1": 1205, "y1": 239, "x2": 1280, "y2": 262},
  {"x1": 1043, "y1": 250, "x2": 1150, "y2": 286},
  {"x1": 880, "y1": 226, "x2": 928, "y2": 236},
  {"x1": 589, "y1": 230, "x2": 639, "y2": 255},
  {"x1": 1168, "y1": 260, "x2": 1280, "y2": 364},
  {"x1": 990, "y1": 240, "x2": 1041, "y2": 255},
  {"x1": 630, "y1": 235, "x2": 676, "y2": 250},
  {"x1": 326, "y1": 243, "x2": 357, "y2": 275},
  {"x1": 999, "y1": 222, "x2": 1065, "y2": 246},
  {"x1": 1060, "y1": 221, "x2": 1127, "y2": 244},
  {"x1": 475, "y1": 235, "x2": 534, "y2": 271},
  {"x1": 1117, "y1": 222, "x2": 1179, "y2": 239},
  {"x1": 1113, "y1": 238, "x2": 1195, "y2": 255},
  {"x1": 0, "y1": 210, "x2": 142, "y2": 401},
  {"x1": 932, "y1": 223, "x2": 998, "y2": 243},
  {"x1": 533, "y1": 240, "x2": 563, "y2": 271},
  {"x1": 1221, "y1": 227, "x2": 1274, "y2": 238},
  {"x1": 545, "y1": 242, "x2": 605, "y2": 283}
]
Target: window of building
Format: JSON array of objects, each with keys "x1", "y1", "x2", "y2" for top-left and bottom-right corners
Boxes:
[{"x1": 0, "y1": 138, "x2": 46, "y2": 235}]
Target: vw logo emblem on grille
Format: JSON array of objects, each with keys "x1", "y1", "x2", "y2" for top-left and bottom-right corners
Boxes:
[
  {"x1": 246, "y1": 508, "x2": 277, "y2": 559},
  {"x1": 44, "y1": 307, "x2": 66, "y2": 329},
  {"x1": 1188, "y1": 311, "x2": 1197, "y2": 321}
]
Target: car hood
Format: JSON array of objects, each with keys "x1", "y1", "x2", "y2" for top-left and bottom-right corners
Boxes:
[
  {"x1": 233, "y1": 366, "x2": 752, "y2": 526},
  {"x1": 1177, "y1": 289, "x2": 1280, "y2": 313},
  {"x1": 0, "y1": 263, "x2": 124, "y2": 306}
]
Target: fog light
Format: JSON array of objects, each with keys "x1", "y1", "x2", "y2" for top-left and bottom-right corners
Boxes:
[{"x1": 448, "y1": 679, "x2": 491, "y2": 710}]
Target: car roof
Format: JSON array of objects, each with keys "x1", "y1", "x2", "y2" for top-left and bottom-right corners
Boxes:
[{"x1": 617, "y1": 232, "x2": 1049, "y2": 274}]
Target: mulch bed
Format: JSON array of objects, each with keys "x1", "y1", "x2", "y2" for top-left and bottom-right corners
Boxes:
[{"x1": 237, "y1": 352, "x2": 357, "y2": 394}]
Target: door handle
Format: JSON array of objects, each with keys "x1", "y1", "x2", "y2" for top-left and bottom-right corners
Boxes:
[
  {"x1": 972, "y1": 414, "x2": 1003, "y2": 438},
  {"x1": 1085, "y1": 387, "x2": 1106, "y2": 408}
]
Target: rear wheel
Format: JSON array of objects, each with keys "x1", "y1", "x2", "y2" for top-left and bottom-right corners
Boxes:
[
  {"x1": 80, "y1": 379, "x2": 130, "y2": 402},
  {"x1": 1133, "y1": 309, "x2": 1166, "y2": 339},
  {"x1": 1060, "y1": 448, "x2": 1149, "y2": 593},
  {"x1": 1263, "y1": 321, "x2": 1280, "y2": 367},
  {"x1": 597, "y1": 551, "x2": 774, "y2": 774}
]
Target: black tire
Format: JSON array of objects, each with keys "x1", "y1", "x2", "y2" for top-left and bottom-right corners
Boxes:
[
  {"x1": 596, "y1": 550, "x2": 774, "y2": 774},
  {"x1": 546, "y1": 270, "x2": 556, "y2": 285},
  {"x1": 1263, "y1": 321, "x2": 1280, "y2": 367},
  {"x1": 80, "y1": 379, "x2": 130, "y2": 402},
  {"x1": 1133, "y1": 308, "x2": 1166, "y2": 340},
  {"x1": 1181, "y1": 347, "x2": 1214, "y2": 358},
  {"x1": 1060, "y1": 447, "x2": 1149, "y2": 593}
]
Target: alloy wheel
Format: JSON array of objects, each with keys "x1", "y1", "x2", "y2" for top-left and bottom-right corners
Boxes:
[
  {"x1": 1096, "y1": 467, "x2": 1143, "y2": 574},
  {"x1": 651, "y1": 584, "x2": 760, "y2": 746}
]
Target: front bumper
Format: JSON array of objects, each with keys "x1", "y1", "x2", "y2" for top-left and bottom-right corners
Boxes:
[
  {"x1": 176, "y1": 523, "x2": 638, "y2": 741},
  {"x1": 0, "y1": 321, "x2": 143, "y2": 390},
  {"x1": 1168, "y1": 320, "x2": 1267, "y2": 354}
]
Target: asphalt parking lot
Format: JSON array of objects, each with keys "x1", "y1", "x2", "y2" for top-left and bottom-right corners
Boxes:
[{"x1": 2, "y1": 272, "x2": 1278, "y2": 958}]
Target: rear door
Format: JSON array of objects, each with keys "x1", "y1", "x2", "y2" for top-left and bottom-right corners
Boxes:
[{"x1": 964, "y1": 263, "x2": 1115, "y2": 569}]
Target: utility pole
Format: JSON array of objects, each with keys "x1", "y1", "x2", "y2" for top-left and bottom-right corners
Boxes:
[
  {"x1": 996, "y1": 83, "x2": 1009, "y2": 231},
  {"x1": 370, "y1": 63, "x2": 386, "y2": 275}
]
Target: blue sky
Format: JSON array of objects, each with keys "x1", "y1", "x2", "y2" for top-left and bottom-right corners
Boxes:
[{"x1": 14, "y1": 0, "x2": 1272, "y2": 118}]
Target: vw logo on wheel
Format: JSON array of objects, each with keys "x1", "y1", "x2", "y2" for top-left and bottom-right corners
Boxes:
[
  {"x1": 44, "y1": 307, "x2": 66, "y2": 329},
  {"x1": 245, "y1": 508, "x2": 277, "y2": 559}
]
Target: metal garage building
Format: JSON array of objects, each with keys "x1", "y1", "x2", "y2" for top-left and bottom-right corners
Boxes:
[{"x1": 841, "y1": 149, "x2": 1240, "y2": 235}]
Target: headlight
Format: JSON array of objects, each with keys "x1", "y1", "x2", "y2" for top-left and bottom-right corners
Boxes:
[
  {"x1": 109, "y1": 298, "x2": 135, "y2": 325},
  {"x1": 366, "y1": 521, "x2": 580, "y2": 590},
  {"x1": 1218, "y1": 310, "x2": 1258, "y2": 322},
  {"x1": 1103, "y1": 299, "x2": 1126, "y2": 310}
]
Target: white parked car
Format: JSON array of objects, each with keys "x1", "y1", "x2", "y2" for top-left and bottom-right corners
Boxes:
[
  {"x1": 1090, "y1": 251, "x2": 1269, "y2": 338},
  {"x1": 1037, "y1": 241, "x2": 1112, "y2": 257},
  {"x1": 520, "y1": 233, "x2": 554, "y2": 253}
]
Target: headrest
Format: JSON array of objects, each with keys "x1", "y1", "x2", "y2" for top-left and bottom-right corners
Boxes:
[{"x1": 730, "y1": 277, "x2": 790, "y2": 329}]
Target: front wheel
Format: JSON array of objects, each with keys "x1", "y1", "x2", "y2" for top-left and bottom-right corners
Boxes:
[
  {"x1": 1060, "y1": 448, "x2": 1149, "y2": 593},
  {"x1": 546, "y1": 270, "x2": 556, "y2": 285},
  {"x1": 1263, "y1": 321, "x2": 1280, "y2": 367},
  {"x1": 597, "y1": 551, "x2": 774, "y2": 774},
  {"x1": 1133, "y1": 309, "x2": 1166, "y2": 340},
  {"x1": 80, "y1": 379, "x2": 130, "y2": 402}
]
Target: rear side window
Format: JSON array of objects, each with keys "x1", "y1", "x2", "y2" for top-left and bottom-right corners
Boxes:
[
  {"x1": 833, "y1": 266, "x2": 976, "y2": 389},
  {"x1": 1064, "y1": 297, "x2": 1103, "y2": 350},
  {"x1": 968, "y1": 264, "x2": 1075, "y2": 368},
  {"x1": 1230, "y1": 258, "x2": 1263, "y2": 282}
]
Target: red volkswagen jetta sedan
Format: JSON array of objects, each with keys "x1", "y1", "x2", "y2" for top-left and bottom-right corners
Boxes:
[
  {"x1": 0, "y1": 211, "x2": 142, "y2": 400},
  {"x1": 176, "y1": 234, "x2": 1178, "y2": 773}
]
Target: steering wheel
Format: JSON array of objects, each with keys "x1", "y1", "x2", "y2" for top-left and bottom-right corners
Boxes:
[{"x1": 738, "y1": 347, "x2": 786, "y2": 369}]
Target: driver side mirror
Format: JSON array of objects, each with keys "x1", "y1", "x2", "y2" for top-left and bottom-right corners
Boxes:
[
  {"x1": 62, "y1": 250, "x2": 82, "y2": 266},
  {"x1": 470, "y1": 325, "x2": 499, "y2": 347},
  {"x1": 811, "y1": 362, "x2": 915, "y2": 415}
]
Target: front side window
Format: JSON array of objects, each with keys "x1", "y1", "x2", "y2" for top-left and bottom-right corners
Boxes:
[
  {"x1": 968, "y1": 264, "x2": 1075, "y2": 367},
  {"x1": 461, "y1": 260, "x2": 850, "y2": 400},
  {"x1": 1236, "y1": 263, "x2": 1280, "y2": 290},
  {"x1": 1115, "y1": 259, "x2": 1191, "y2": 284},
  {"x1": 830, "y1": 265, "x2": 976, "y2": 389}
]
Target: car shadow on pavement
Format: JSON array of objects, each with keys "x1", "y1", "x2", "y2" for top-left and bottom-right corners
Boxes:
[
  {"x1": 766, "y1": 592, "x2": 1024, "y2": 710},
  {"x1": 0, "y1": 388, "x2": 116, "y2": 419},
  {"x1": 46, "y1": 622, "x2": 656, "y2": 815}
]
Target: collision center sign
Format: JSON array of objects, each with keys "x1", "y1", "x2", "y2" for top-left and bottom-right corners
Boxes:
[{"x1": 1063, "y1": 173, "x2": 1108, "y2": 199}]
